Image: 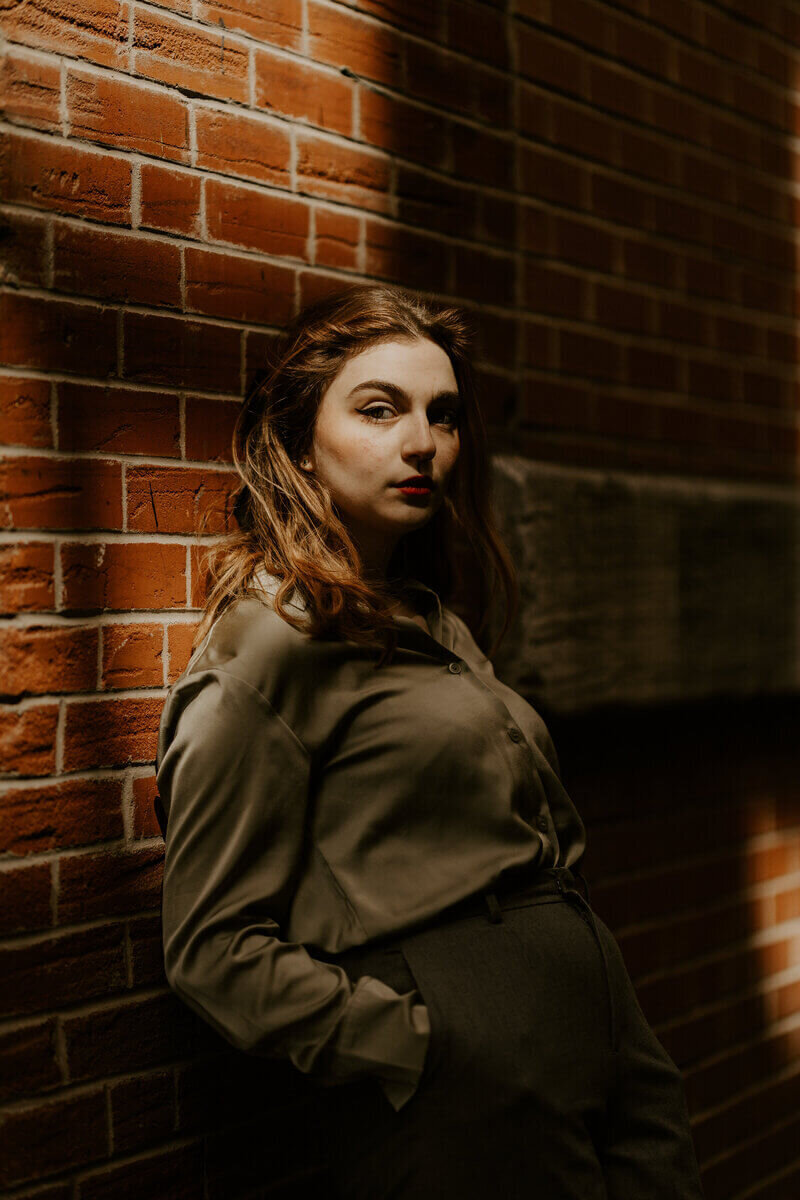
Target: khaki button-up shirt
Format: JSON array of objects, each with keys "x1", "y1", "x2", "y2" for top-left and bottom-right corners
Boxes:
[{"x1": 155, "y1": 569, "x2": 586, "y2": 1110}]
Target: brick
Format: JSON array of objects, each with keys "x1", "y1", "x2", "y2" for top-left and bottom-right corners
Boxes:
[
  {"x1": 613, "y1": 15, "x2": 670, "y2": 76},
  {"x1": 552, "y1": 0, "x2": 612, "y2": 47},
  {"x1": 519, "y1": 317, "x2": 553, "y2": 368},
  {"x1": 195, "y1": 107, "x2": 291, "y2": 187},
  {"x1": 0, "y1": 861, "x2": 53, "y2": 932},
  {"x1": 0, "y1": 376, "x2": 52, "y2": 448},
  {"x1": 591, "y1": 173, "x2": 649, "y2": 225},
  {"x1": 559, "y1": 329, "x2": 623, "y2": 381},
  {"x1": 63, "y1": 697, "x2": 164, "y2": 771},
  {"x1": 481, "y1": 194, "x2": 518, "y2": 249},
  {"x1": 315, "y1": 208, "x2": 360, "y2": 270},
  {"x1": 0, "y1": 625, "x2": 98, "y2": 697},
  {"x1": 358, "y1": 0, "x2": 440, "y2": 37},
  {"x1": 139, "y1": 162, "x2": 201, "y2": 237},
  {"x1": 519, "y1": 205, "x2": 554, "y2": 255},
  {"x1": 79, "y1": 1144, "x2": 205, "y2": 1200},
  {"x1": 618, "y1": 127, "x2": 679, "y2": 185},
  {"x1": 53, "y1": 224, "x2": 181, "y2": 308},
  {"x1": 296, "y1": 133, "x2": 391, "y2": 212},
  {"x1": 742, "y1": 172, "x2": 791, "y2": 224},
  {"x1": 110, "y1": 1071, "x2": 175, "y2": 1156},
  {"x1": 623, "y1": 238, "x2": 679, "y2": 288},
  {"x1": 133, "y1": 8, "x2": 248, "y2": 103},
  {"x1": 0, "y1": 208, "x2": 49, "y2": 288},
  {"x1": 0, "y1": 701, "x2": 58, "y2": 776},
  {"x1": 60, "y1": 541, "x2": 187, "y2": 611},
  {"x1": 451, "y1": 122, "x2": 514, "y2": 188},
  {"x1": 446, "y1": 0, "x2": 509, "y2": 68},
  {"x1": 520, "y1": 377, "x2": 592, "y2": 432},
  {"x1": 694, "y1": 1072, "x2": 800, "y2": 1166},
  {"x1": 555, "y1": 214, "x2": 618, "y2": 271},
  {"x1": 364, "y1": 220, "x2": 449, "y2": 292},
  {"x1": 678, "y1": 46, "x2": 731, "y2": 106},
  {"x1": 0, "y1": 777, "x2": 123, "y2": 857},
  {"x1": 0, "y1": 456, "x2": 122, "y2": 531},
  {"x1": 126, "y1": 465, "x2": 237, "y2": 535},
  {"x1": 588, "y1": 61, "x2": 650, "y2": 121},
  {"x1": 733, "y1": 70, "x2": 788, "y2": 132},
  {"x1": 243, "y1": 327, "x2": 281, "y2": 393},
  {"x1": 359, "y1": 89, "x2": 446, "y2": 168},
  {"x1": 309, "y1": 0, "x2": 404, "y2": 88},
  {"x1": 166, "y1": 620, "x2": 199, "y2": 681},
  {"x1": 196, "y1": 0, "x2": 302, "y2": 45},
  {"x1": 0, "y1": 1019, "x2": 60, "y2": 1104},
  {"x1": 0, "y1": 293, "x2": 118, "y2": 377},
  {"x1": 551, "y1": 98, "x2": 616, "y2": 162},
  {"x1": 184, "y1": 247, "x2": 296, "y2": 325},
  {"x1": 396, "y1": 164, "x2": 478, "y2": 238},
  {"x1": 66, "y1": 70, "x2": 188, "y2": 164},
  {"x1": 102, "y1": 623, "x2": 163, "y2": 688},
  {"x1": 58, "y1": 382, "x2": 181, "y2": 458},
  {"x1": 453, "y1": 246, "x2": 515, "y2": 304},
  {"x1": 0, "y1": 925, "x2": 127, "y2": 1018},
  {"x1": 184, "y1": 396, "x2": 237, "y2": 463},
  {"x1": 123, "y1": 312, "x2": 241, "y2": 393},
  {"x1": 132, "y1": 773, "x2": 163, "y2": 839},
  {"x1": 254, "y1": 46, "x2": 353, "y2": 137},
  {"x1": 524, "y1": 263, "x2": 588, "y2": 318},
  {"x1": 519, "y1": 145, "x2": 586, "y2": 207},
  {"x1": 406, "y1": 41, "x2": 500, "y2": 124},
  {"x1": 628, "y1": 346, "x2": 679, "y2": 390},
  {"x1": 0, "y1": 542, "x2": 55, "y2": 613},
  {"x1": 0, "y1": 130, "x2": 131, "y2": 224},
  {"x1": 0, "y1": 0, "x2": 129, "y2": 68},
  {"x1": 0, "y1": 1088, "x2": 107, "y2": 1190},
  {"x1": 687, "y1": 358, "x2": 736, "y2": 402},
  {"x1": 476, "y1": 311, "x2": 517, "y2": 369},
  {"x1": 516, "y1": 25, "x2": 588, "y2": 96},
  {"x1": 648, "y1": 0, "x2": 696, "y2": 40},
  {"x1": 206, "y1": 178, "x2": 309, "y2": 259},
  {"x1": 65, "y1": 993, "x2": 194, "y2": 1085},
  {"x1": 517, "y1": 83, "x2": 552, "y2": 140},
  {"x1": 0, "y1": 48, "x2": 61, "y2": 132},
  {"x1": 596, "y1": 283, "x2": 651, "y2": 333}
]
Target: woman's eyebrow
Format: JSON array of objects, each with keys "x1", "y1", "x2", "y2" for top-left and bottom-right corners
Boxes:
[{"x1": 346, "y1": 380, "x2": 462, "y2": 405}]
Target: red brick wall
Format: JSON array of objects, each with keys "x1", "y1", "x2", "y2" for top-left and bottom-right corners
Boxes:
[{"x1": 1, "y1": 1, "x2": 799, "y2": 1195}]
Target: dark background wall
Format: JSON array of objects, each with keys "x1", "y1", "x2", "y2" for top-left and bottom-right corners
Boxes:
[{"x1": 1, "y1": 0, "x2": 799, "y2": 1196}]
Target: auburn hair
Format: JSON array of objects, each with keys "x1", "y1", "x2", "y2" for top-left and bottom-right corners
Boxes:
[{"x1": 192, "y1": 281, "x2": 519, "y2": 668}]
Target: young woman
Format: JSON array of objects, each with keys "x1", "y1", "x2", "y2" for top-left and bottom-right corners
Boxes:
[{"x1": 155, "y1": 283, "x2": 705, "y2": 1199}]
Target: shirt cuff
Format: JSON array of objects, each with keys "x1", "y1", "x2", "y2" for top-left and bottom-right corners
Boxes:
[{"x1": 316, "y1": 974, "x2": 431, "y2": 1108}]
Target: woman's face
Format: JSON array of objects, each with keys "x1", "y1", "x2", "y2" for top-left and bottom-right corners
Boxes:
[{"x1": 307, "y1": 336, "x2": 462, "y2": 572}]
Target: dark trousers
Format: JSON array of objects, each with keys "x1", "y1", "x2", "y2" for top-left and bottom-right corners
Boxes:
[{"x1": 314, "y1": 866, "x2": 705, "y2": 1199}]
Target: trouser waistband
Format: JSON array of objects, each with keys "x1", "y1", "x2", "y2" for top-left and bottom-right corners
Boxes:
[{"x1": 325, "y1": 864, "x2": 618, "y2": 1055}]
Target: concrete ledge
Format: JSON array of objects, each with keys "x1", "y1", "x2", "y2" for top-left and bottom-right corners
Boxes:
[{"x1": 488, "y1": 457, "x2": 800, "y2": 715}]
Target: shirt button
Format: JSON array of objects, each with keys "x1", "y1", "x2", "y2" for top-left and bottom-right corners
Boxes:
[
  {"x1": 536, "y1": 815, "x2": 549, "y2": 832},
  {"x1": 448, "y1": 661, "x2": 462, "y2": 674},
  {"x1": 507, "y1": 728, "x2": 522, "y2": 742}
]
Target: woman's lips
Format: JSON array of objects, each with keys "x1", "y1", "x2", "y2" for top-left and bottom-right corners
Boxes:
[{"x1": 393, "y1": 480, "x2": 434, "y2": 495}]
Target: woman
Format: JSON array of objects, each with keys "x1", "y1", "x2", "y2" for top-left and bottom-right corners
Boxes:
[{"x1": 155, "y1": 283, "x2": 705, "y2": 1199}]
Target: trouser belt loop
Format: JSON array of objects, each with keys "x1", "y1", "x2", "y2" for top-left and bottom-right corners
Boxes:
[
  {"x1": 484, "y1": 889, "x2": 504, "y2": 923},
  {"x1": 557, "y1": 874, "x2": 617, "y2": 1053}
]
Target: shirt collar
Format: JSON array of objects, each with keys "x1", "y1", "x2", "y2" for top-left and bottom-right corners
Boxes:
[{"x1": 248, "y1": 568, "x2": 445, "y2": 646}]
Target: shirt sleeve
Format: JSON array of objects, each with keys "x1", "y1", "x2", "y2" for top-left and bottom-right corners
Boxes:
[{"x1": 156, "y1": 668, "x2": 430, "y2": 1110}]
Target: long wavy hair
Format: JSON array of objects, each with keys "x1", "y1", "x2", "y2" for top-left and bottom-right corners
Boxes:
[{"x1": 192, "y1": 282, "x2": 518, "y2": 668}]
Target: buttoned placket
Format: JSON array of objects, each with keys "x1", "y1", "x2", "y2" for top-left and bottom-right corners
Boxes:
[{"x1": 391, "y1": 609, "x2": 554, "y2": 844}]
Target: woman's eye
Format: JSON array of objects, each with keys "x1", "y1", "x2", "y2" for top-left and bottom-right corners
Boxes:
[
  {"x1": 360, "y1": 405, "x2": 394, "y2": 423},
  {"x1": 359, "y1": 406, "x2": 459, "y2": 426}
]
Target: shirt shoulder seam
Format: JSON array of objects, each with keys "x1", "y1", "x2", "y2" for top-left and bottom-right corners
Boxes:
[{"x1": 195, "y1": 666, "x2": 312, "y2": 764}]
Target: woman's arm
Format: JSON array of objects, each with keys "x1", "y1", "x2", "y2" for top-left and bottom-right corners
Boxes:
[{"x1": 156, "y1": 668, "x2": 429, "y2": 1109}]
